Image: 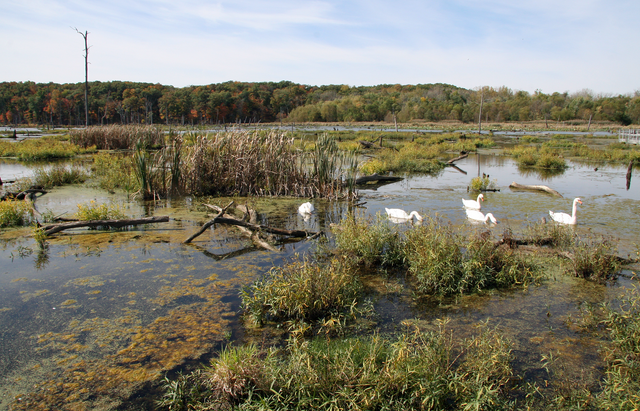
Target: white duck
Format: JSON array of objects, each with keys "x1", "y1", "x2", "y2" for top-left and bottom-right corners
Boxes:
[
  {"x1": 549, "y1": 198, "x2": 582, "y2": 225},
  {"x1": 385, "y1": 208, "x2": 423, "y2": 222},
  {"x1": 462, "y1": 193, "x2": 484, "y2": 210},
  {"x1": 465, "y1": 208, "x2": 498, "y2": 224}
]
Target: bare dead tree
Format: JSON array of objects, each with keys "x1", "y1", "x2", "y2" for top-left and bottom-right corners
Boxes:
[{"x1": 73, "y1": 28, "x2": 90, "y2": 127}]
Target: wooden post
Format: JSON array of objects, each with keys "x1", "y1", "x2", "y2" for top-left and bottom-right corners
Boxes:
[{"x1": 478, "y1": 91, "x2": 484, "y2": 133}]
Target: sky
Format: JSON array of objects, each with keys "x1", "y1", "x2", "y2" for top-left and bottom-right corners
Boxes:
[{"x1": 2, "y1": 0, "x2": 639, "y2": 96}]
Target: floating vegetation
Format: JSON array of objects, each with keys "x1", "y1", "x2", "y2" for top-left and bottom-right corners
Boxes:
[{"x1": 469, "y1": 175, "x2": 499, "y2": 192}]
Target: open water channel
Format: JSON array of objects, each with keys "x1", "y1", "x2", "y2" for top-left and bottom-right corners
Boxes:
[{"x1": 0, "y1": 151, "x2": 638, "y2": 409}]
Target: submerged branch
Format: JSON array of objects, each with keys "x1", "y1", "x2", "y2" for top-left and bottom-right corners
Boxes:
[{"x1": 43, "y1": 216, "x2": 169, "y2": 236}]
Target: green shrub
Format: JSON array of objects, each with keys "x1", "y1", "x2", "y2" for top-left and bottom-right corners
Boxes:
[
  {"x1": 32, "y1": 164, "x2": 89, "y2": 188},
  {"x1": 571, "y1": 237, "x2": 621, "y2": 282},
  {"x1": 74, "y1": 200, "x2": 126, "y2": 221},
  {"x1": 0, "y1": 200, "x2": 34, "y2": 227}
]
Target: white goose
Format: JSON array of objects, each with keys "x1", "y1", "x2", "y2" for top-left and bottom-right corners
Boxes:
[
  {"x1": 385, "y1": 208, "x2": 423, "y2": 222},
  {"x1": 465, "y1": 208, "x2": 498, "y2": 224},
  {"x1": 549, "y1": 198, "x2": 582, "y2": 225},
  {"x1": 462, "y1": 193, "x2": 484, "y2": 210}
]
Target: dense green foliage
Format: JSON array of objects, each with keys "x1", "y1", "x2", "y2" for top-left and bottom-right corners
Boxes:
[{"x1": 1, "y1": 80, "x2": 639, "y2": 126}]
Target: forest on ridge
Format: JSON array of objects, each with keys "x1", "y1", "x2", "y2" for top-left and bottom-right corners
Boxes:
[{"x1": 1, "y1": 80, "x2": 639, "y2": 127}]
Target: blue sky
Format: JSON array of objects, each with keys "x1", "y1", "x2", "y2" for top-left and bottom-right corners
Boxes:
[{"x1": 2, "y1": 0, "x2": 639, "y2": 95}]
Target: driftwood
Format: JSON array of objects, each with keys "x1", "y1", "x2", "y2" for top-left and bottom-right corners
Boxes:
[
  {"x1": 626, "y1": 160, "x2": 634, "y2": 190},
  {"x1": 447, "y1": 152, "x2": 468, "y2": 164},
  {"x1": 358, "y1": 140, "x2": 377, "y2": 149},
  {"x1": 43, "y1": 216, "x2": 169, "y2": 236},
  {"x1": 184, "y1": 201, "x2": 318, "y2": 248},
  {"x1": 509, "y1": 182, "x2": 563, "y2": 197},
  {"x1": 355, "y1": 173, "x2": 403, "y2": 185}
]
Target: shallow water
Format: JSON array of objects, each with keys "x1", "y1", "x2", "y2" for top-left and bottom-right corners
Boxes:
[{"x1": 0, "y1": 155, "x2": 638, "y2": 409}]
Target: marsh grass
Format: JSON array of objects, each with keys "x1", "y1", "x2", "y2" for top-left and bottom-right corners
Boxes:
[
  {"x1": 70, "y1": 124, "x2": 164, "y2": 150},
  {"x1": 524, "y1": 220, "x2": 576, "y2": 248},
  {"x1": 331, "y1": 212, "x2": 404, "y2": 267},
  {"x1": 90, "y1": 152, "x2": 138, "y2": 192},
  {"x1": 507, "y1": 146, "x2": 568, "y2": 170},
  {"x1": 74, "y1": 200, "x2": 126, "y2": 221},
  {"x1": 31, "y1": 163, "x2": 89, "y2": 188},
  {"x1": 0, "y1": 200, "x2": 34, "y2": 227},
  {"x1": 240, "y1": 256, "x2": 362, "y2": 331},
  {"x1": 159, "y1": 322, "x2": 516, "y2": 411},
  {"x1": 0, "y1": 136, "x2": 95, "y2": 160},
  {"x1": 469, "y1": 176, "x2": 498, "y2": 191},
  {"x1": 571, "y1": 237, "x2": 621, "y2": 282}
]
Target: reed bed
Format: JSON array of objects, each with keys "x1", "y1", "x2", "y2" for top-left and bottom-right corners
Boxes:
[
  {"x1": 70, "y1": 124, "x2": 165, "y2": 150},
  {"x1": 124, "y1": 130, "x2": 358, "y2": 200}
]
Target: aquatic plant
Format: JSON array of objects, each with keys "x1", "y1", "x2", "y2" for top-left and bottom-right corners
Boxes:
[
  {"x1": 570, "y1": 237, "x2": 621, "y2": 282},
  {"x1": 74, "y1": 200, "x2": 126, "y2": 221},
  {"x1": 0, "y1": 199, "x2": 34, "y2": 227},
  {"x1": 241, "y1": 256, "x2": 362, "y2": 330},
  {"x1": 157, "y1": 322, "x2": 516, "y2": 411},
  {"x1": 507, "y1": 146, "x2": 568, "y2": 170},
  {"x1": 70, "y1": 124, "x2": 164, "y2": 150},
  {"x1": 0, "y1": 136, "x2": 95, "y2": 160},
  {"x1": 31, "y1": 163, "x2": 89, "y2": 188},
  {"x1": 90, "y1": 152, "x2": 138, "y2": 192},
  {"x1": 331, "y1": 212, "x2": 404, "y2": 267},
  {"x1": 523, "y1": 220, "x2": 576, "y2": 248},
  {"x1": 469, "y1": 175, "x2": 498, "y2": 192}
]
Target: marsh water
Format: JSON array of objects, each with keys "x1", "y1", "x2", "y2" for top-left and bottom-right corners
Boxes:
[{"x1": 0, "y1": 153, "x2": 639, "y2": 409}]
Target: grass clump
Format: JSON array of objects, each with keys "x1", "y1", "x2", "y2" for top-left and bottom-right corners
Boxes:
[
  {"x1": 331, "y1": 212, "x2": 404, "y2": 267},
  {"x1": 74, "y1": 200, "x2": 126, "y2": 221},
  {"x1": 240, "y1": 256, "x2": 362, "y2": 331},
  {"x1": 507, "y1": 146, "x2": 568, "y2": 170},
  {"x1": 571, "y1": 237, "x2": 621, "y2": 282},
  {"x1": 469, "y1": 175, "x2": 498, "y2": 191},
  {"x1": 403, "y1": 218, "x2": 540, "y2": 296},
  {"x1": 158, "y1": 323, "x2": 516, "y2": 411},
  {"x1": 31, "y1": 164, "x2": 89, "y2": 188},
  {"x1": 0, "y1": 200, "x2": 34, "y2": 227},
  {"x1": 523, "y1": 220, "x2": 575, "y2": 248}
]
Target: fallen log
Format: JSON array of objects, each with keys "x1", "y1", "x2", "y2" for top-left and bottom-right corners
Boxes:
[
  {"x1": 447, "y1": 152, "x2": 468, "y2": 164},
  {"x1": 43, "y1": 216, "x2": 170, "y2": 236},
  {"x1": 509, "y1": 182, "x2": 563, "y2": 197},
  {"x1": 184, "y1": 202, "x2": 318, "y2": 246},
  {"x1": 355, "y1": 173, "x2": 403, "y2": 185}
]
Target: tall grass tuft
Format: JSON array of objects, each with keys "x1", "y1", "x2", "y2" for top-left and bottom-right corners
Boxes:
[
  {"x1": 31, "y1": 164, "x2": 89, "y2": 188},
  {"x1": 571, "y1": 237, "x2": 621, "y2": 282},
  {"x1": 241, "y1": 256, "x2": 362, "y2": 330},
  {"x1": 0, "y1": 136, "x2": 95, "y2": 160},
  {"x1": 74, "y1": 200, "x2": 126, "y2": 221},
  {"x1": 331, "y1": 212, "x2": 404, "y2": 267}
]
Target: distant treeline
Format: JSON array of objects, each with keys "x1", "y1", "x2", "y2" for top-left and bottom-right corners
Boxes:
[{"x1": 1, "y1": 80, "x2": 639, "y2": 126}]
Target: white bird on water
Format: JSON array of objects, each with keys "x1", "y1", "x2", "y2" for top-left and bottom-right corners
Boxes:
[
  {"x1": 465, "y1": 208, "x2": 498, "y2": 224},
  {"x1": 462, "y1": 193, "x2": 484, "y2": 210},
  {"x1": 298, "y1": 202, "x2": 314, "y2": 215},
  {"x1": 549, "y1": 198, "x2": 582, "y2": 225},
  {"x1": 385, "y1": 208, "x2": 423, "y2": 222}
]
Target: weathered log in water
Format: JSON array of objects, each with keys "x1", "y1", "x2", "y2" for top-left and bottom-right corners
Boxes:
[
  {"x1": 184, "y1": 201, "x2": 318, "y2": 247},
  {"x1": 43, "y1": 216, "x2": 170, "y2": 236},
  {"x1": 354, "y1": 173, "x2": 403, "y2": 185},
  {"x1": 1, "y1": 188, "x2": 47, "y2": 201},
  {"x1": 626, "y1": 160, "x2": 633, "y2": 190},
  {"x1": 509, "y1": 182, "x2": 563, "y2": 197}
]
